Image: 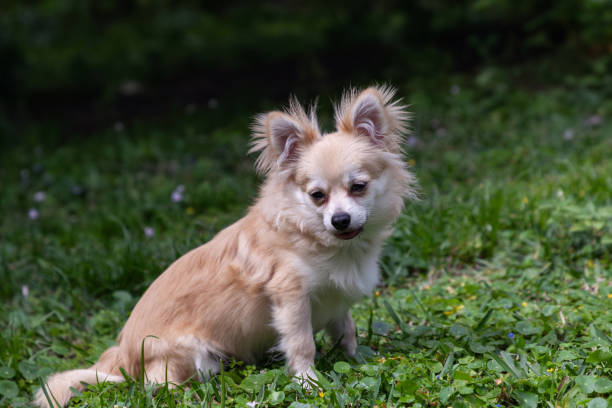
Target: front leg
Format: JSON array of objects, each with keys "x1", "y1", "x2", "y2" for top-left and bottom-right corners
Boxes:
[
  {"x1": 271, "y1": 293, "x2": 316, "y2": 382},
  {"x1": 326, "y1": 309, "x2": 357, "y2": 357}
]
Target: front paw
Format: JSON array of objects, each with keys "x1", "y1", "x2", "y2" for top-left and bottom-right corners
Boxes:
[{"x1": 294, "y1": 367, "x2": 317, "y2": 388}]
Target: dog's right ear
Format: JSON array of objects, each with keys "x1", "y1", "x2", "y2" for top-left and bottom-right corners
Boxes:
[{"x1": 250, "y1": 100, "x2": 320, "y2": 175}]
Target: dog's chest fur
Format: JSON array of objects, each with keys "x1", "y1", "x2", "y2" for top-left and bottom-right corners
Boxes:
[{"x1": 307, "y1": 241, "x2": 381, "y2": 331}]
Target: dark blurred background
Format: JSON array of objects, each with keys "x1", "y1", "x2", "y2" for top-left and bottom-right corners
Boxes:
[{"x1": 1, "y1": 0, "x2": 611, "y2": 137}]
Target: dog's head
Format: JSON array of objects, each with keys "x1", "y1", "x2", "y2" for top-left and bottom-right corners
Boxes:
[{"x1": 251, "y1": 86, "x2": 416, "y2": 246}]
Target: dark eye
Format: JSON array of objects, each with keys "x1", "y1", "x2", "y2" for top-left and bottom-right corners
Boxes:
[
  {"x1": 310, "y1": 190, "x2": 325, "y2": 201},
  {"x1": 350, "y1": 182, "x2": 367, "y2": 193}
]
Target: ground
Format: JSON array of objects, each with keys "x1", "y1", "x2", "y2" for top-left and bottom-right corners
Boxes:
[{"x1": 1, "y1": 65, "x2": 611, "y2": 407}]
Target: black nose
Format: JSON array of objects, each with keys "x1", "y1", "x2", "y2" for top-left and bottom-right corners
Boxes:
[{"x1": 331, "y1": 212, "x2": 351, "y2": 231}]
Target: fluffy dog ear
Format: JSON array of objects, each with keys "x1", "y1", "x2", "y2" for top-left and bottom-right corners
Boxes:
[
  {"x1": 250, "y1": 98, "x2": 320, "y2": 175},
  {"x1": 336, "y1": 86, "x2": 410, "y2": 152}
]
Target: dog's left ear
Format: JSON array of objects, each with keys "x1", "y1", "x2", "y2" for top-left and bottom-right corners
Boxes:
[{"x1": 336, "y1": 86, "x2": 410, "y2": 152}]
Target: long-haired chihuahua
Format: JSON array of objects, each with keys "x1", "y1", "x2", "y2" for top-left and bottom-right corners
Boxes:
[{"x1": 35, "y1": 86, "x2": 416, "y2": 407}]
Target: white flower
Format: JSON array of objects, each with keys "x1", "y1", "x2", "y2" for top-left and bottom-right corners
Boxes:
[
  {"x1": 144, "y1": 227, "x2": 155, "y2": 238},
  {"x1": 246, "y1": 402, "x2": 259, "y2": 408},
  {"x1": 21, "y1": 285, "x2": 29, "y2": 298},
  {"x1": 28, "y1": 208, "x2": 39, "y2": 220},
  {"x1": 563, "y1": 129, "x2": 574, "y2": 140},
  {"x1": 33, "y1": 191, "x2": 46, "y2": 202}
]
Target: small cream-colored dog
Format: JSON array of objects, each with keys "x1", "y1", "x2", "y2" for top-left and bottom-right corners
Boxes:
[{"x1": 35, "y1": 86, "x2": 416, "y2": 407}]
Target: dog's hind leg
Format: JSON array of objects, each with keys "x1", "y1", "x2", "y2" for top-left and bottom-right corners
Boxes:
[{"x1": 168, "y1": 336, "x2": 226, "y2": 383}]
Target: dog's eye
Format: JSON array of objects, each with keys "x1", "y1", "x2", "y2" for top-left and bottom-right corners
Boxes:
[
  {"x1": 310, "y1": 190, "x2": 325, "y2": 202},
  {"x1": 350, "y1": 182, "x2": 367, "y2": 193}
]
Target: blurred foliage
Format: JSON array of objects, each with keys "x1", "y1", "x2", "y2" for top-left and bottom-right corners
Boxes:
[{"x1": 1, "y1": 0, "x2": 612, "y2": 115}]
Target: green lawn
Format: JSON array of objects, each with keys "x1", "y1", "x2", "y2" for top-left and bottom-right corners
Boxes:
[{"x1": 1, "y1": 67, "x2": 611, "y2": 407}]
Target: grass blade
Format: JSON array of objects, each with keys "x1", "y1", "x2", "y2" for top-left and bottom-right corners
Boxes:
[
  {"x1": 38, "y1": 377, "x2": 61, "y2": 408},
  {"x1": 474, "y1": 309, "x2": 494, "y2": 331},
  {"x1": 219, "y1": 360, "x2": 226, "y2": 408},
  {"x1": 139, "y1": 335, "x2": 158, "y2": 393},
  {"x1": 366, "y1": 306, "x2": 374, "y2": 345},
  {"x1": 409, "y1": 288, "x2": 435, "y2": 323},
  {"x1": 489, "y1": 351, "x2": 525, "y2": 379},
  {"x1": 383, "y1": 300, "x2": 406, "y2": 333},
  {"x1": 440, "y1": 351, "x2": 454, "y2": 377}
]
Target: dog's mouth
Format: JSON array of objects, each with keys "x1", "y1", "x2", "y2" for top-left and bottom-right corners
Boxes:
[{"x1": 336, "y1": 227, "x2": 363, "y2": 240}]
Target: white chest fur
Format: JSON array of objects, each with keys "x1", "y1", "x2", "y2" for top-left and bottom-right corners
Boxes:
[{"x1": 307, "y1": 242, "x2": 381, "y2": 331}]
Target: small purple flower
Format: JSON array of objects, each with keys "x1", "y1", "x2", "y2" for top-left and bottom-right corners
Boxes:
[
  {"x1": 504, "y1": 305, "x2": 510, "y2": 309},
  {"x1": 28, "y1": 208, "x2": 39, "y2": 220},
  {"x1": 171, "y1": 185, "x2": 185, "y2": 203},
  {"x1": 33, "y1": 191, "x2": 46, "y2": 202},
  {"x1": 508, "y1": 332, "x2": 514, "y2": 339},
  {"x1": 584, "y1": 115, "x2": 602, "y2": 127},
  {"x1": 171, "y1": 191, "x2": 183, "y2": 202},
  {"x1": 406, "y1": 135, "x2": 421, "y2": 148},
  {"x1": 144, "y1": 227, "x2": 155, "y2": 238},
  {"x1": 436, "y1": 375, "x2": 440, "y2": 380},
  {"x1": 495, "y1": 404, "x2": 502, "y2": 407}
]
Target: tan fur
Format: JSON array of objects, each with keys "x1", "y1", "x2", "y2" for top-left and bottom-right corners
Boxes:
[{"x1": 34, "y1": 86, "x2": 416, "y2": 407}]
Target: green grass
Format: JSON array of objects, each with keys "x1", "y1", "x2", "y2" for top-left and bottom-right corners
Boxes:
[{"x1": 1, "y1": 67, "x2": 611, "y2": 407}]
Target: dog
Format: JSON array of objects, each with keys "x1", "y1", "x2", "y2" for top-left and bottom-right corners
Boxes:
[{"x1": 34, "y1": 85, "x2": 416, "y2": 407}]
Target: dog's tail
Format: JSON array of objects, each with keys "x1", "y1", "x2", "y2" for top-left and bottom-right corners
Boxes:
[{"x1": 33, "y1": 346, "x2": 125, "y2": 408}]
